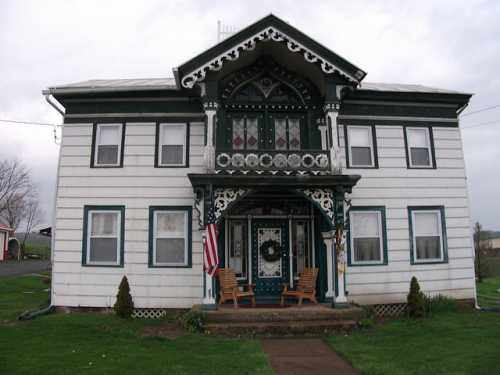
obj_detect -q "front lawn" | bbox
[328,310,500,375]
[477,275,500,308]
[0,275,272,375]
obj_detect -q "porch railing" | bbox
[215,150,331,173]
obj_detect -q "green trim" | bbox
[408,206,448,265]
[344,124,379,169]
[347,206,388,266]
[148,206,192,268]
[82,205,125,267]
[403,126,437,169]
[154,122,190,168]
[90,123,126,168]
[177,14,366,84]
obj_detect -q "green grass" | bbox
[328,311,500,375]
[477,275,500,308]
[0,275,272,375]
[24,244,51,260]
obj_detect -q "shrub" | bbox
[425,294,458,314]
[180,310,206,333]
[358,317,375,329]
[113,276,134,318]
[407,276,426,318]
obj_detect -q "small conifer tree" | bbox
[407,276,425,318]
[114,276,134,318]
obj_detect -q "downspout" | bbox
[20,93,65,320]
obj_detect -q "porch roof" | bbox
[188,173,361,193]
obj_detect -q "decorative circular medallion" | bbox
[259,153,273,168]
[245,153,259,168]
[231,153,245,168]
[273,153,287,168]
[316,154,329,168]
[216,153,231,168]
[302,154,315,168]
[259,239,282,262]
[287,153,301,168]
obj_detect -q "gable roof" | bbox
[175,14,367,89]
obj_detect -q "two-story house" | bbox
[44,14,476,311]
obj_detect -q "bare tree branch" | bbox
[0,159,31,217]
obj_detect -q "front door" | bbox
[251,220,289,298]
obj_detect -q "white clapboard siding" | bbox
[52,122,208,308]
[339,125,475,304]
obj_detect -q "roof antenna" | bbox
[217,20,238,42]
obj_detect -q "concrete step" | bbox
[205,319,358,337]
[202,305,365,324]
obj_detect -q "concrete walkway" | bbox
[0,260,50,276]
[261,338,360,375]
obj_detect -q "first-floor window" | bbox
[349,207,386,265]
[409,206,447,263]
[149,206,191,267]
[83,206,124,266]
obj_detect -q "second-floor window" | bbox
[156,123,188,167]
[92,123,124,167]
[405,127,435,168]
[346,125,377,168]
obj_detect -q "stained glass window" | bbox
[232,117,259,150]
[274,118,301,150]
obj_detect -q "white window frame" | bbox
[410,209,444,263]
[93,123,123,167]
[406,127,433,168]
[86,209,122,266]
[347,125,375,168]
[349,210,384,265]
[152,210,189,266]
[158,123,187,167]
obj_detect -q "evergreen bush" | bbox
[407,276,426,318]
[114,276,134,318]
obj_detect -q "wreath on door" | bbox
[259,239,282,262]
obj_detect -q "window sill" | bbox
[148,264,192,268]
[348,261,387,267]
[82,263,123,268]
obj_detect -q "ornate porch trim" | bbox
[298,188,335,224]
[213,188,248,220]
[181,27,362,88]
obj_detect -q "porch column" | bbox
[324,103,341,174]
[317,118,328,150]
[203,101,218,173]
[334,190,348,306]
[321,231,335,301]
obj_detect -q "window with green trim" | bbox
[348,207,387,265]
[409,206,447,264]
[92,123,124,167]
[82,206,125,267]
[149,206,192,267]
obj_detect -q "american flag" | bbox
[203,205,219,276]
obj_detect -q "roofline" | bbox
[42,84,179,96]
[176,14,367,87]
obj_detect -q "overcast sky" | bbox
[1,0,499,230]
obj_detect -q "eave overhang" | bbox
[188,173,361,193]
[176,14,367,89]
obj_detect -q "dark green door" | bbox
[251,220,289,298]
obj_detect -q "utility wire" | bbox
[461,104,500,117]
[0,118,58,127]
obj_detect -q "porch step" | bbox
[200,305,365,324]
[205,319,358,337]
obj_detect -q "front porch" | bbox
[188,173,361,310]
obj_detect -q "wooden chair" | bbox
[218,268,256,308]
[281,268,319,306]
